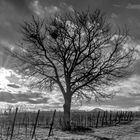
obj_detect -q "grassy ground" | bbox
[2,119,140,140]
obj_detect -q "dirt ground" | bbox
[42,119,140,140]
[2,119,140,140]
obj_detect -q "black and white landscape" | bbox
[0,0,140,139]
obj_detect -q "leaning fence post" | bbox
[101,111,105,127]
[10,107,18,140]
[95,111,100,128]
[31,109,40,139]
[6,126,10,140]
[48,110,56,137]
[109,111,112,126]
[129,111,133,122]
[114,111,118,126]
[105,111,108,126]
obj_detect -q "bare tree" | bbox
[6,9,135,130]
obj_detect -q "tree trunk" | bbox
[63,94,71,130]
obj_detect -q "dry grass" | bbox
[0,119,139,140]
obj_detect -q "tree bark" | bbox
[63,94,72,130]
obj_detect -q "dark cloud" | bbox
[0,0,29,42]
[126,3,140,10]
[0,91,49,104]
[134,60,140,75]
[0,91,16,103]
[51,102,62,106]
[5,0,31,14]
[86,95,140,109]
[64,0,140,39]
[0,0,140,42]
[129,93,140,97]
[15,92,50,104]
[7,83,20,88]
[107,96,140,107]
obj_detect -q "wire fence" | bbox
[0,107,138,139]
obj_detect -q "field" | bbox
[0,108,139,140]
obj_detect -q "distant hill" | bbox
[71,108,104,113]
[90,108,104,112]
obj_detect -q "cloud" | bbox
[0,0,74,42]
[126,3,140,10]
[30,1,74,17]
[59,2,74,12]
[0,0,28,42]
[5,0,31,14]
[30,0,45,16]
[0,49,139,111]
[30,0,60,17]
[113,4,121,8]
[0,68,11,89]
[0,90,50,104]
[111,13,118,18]
[134,60,140,75]
[7,84,20,88]
[15,93,50,104]
[45,6,60,14]
[0,67,28,93]
[0,40,15,50]
[0,67,63,105]
[0,91,16,103]
[124,38,140,76]
[114,75,140,96]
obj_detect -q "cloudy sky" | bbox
[0,0,140,111]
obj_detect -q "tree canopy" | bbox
[5,9,135,129]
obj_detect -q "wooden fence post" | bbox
[48,110,56,137]
[95,111,100,128]
[101,111,105,127]
[31,109,40,139]
[129,111,133,122]
[10,107,18,140]
[105,111,108,126]
[114,112,118,126]
[109,111,112,126]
